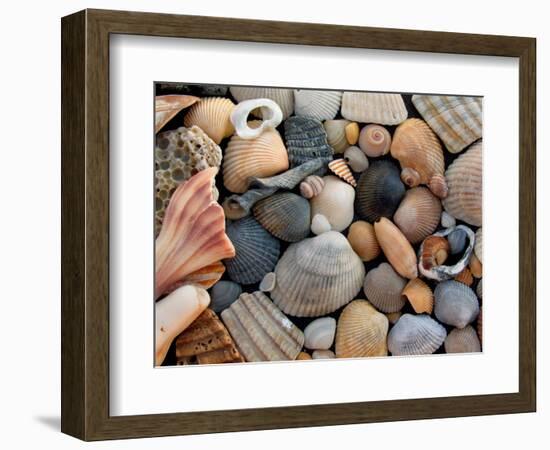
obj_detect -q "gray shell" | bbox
[434,280,480,328]
[448,228,468,255]
[388,314,447,356]
[444,325,481,353]
[209,280,242,313]
[476,278,483,299]
[363,263,407,313]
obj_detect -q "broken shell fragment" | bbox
[230,98,283,139]
[402,278,434,314]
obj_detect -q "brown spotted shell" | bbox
[347,221,380,262]
[402,278,433,314]
[374,218,418,279]
[183,97,235,144]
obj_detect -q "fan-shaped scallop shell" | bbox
[341,92,408,125]
[328,159,356,187]
[229,86,294,119]
[271,231,365,317]
[324,120,351,153]
[388,314,447,356]
[183,97,235,144]
[444,325,481,353]
[253,192,311,242]
[434,280,479,328]
[412,95,482,154]
[442,141,483,226]
[402,278,434,314]
[209,280,242,313]
[300,175,325,199]
[224,217,281,285]
[374,217,418,279]
[363,263,407,313]
[335,300,389,358]
[221,291,304,361]
[475,228,483,263]
[355,160,406,222]
[155,94,199,133]
[310,176,355,232]
[347,221,380,262]
[294,89,342,121]
[285,116,333,174]
[358,124,392,158]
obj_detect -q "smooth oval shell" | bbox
[229,86,294,119]
[402,278,434,314]
[259,272,276,292]
[183,97,235,143]
[434,280,480,328]
[209,280,242,313]
[363,263,406,313]
[344,146,369,172]
[328,159,356,187]
[347,221,380,262]
[345,122,360,145]
[388,314,447,356]
[304,317,337,350]
[310,176,355,232]
[271,231,366,317]
[475,227,483,263]
[311,213,331,235]
[294,89,342,121]
[230,98,282,139]
[444,325,481,353]
[324,120,351,153]
[300,175,325,199]
[394,187,442,244]
[341,92,407,125]
[358,124,392,157]
[374,218,418,279]
[285,116,333,173]
[335,300,389,358]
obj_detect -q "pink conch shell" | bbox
[155,95,199,133]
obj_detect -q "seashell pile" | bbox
[154,84,483,366]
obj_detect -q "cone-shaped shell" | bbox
[285,117,333,173]
[300,175,325,199]
[363,263,406,313]
[324,120,351,153]
[253,192,311,242]
[304,317,336,350]
[223,125,289,193]
[210,280,242,313]
[444,325,481,353]
[341,92,408,125]
[434,280,479,328]
[155,94,199,133]
[475,227,483,263]
[271,231,365,317]
[402,278,434,314]
[344,146,369,172]
[328,159,356,187]
[347,221,380,262]
[221,291,304,361]
[358,124,392,158]
[294,89,342,121]
[229,86,294,119]
[394,187,442,244]
[335,300,389,358]
[310,176,355,232]
[374,218,418,279]
[412,95,482,154]
[442,141,482,226]
[388,314,447,356]
[356,161,406,222]
[183,97,235,144]
[224,217,280,285]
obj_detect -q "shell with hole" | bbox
[347,221,380,262]
[358,124,392,158]
[229,86,294,119]
[324,119,351,154]
[388,313,447,356]
[374,217,418,279]
[444,325,481,353]
[229,98,282,139]
[304,317,337,350]
[344,146,369,172]
[155,94,199,133]
[310,175,355,232]
[294,89,342,121]
[285,116,333,174]
[402,278,434,314]
[341,92,408,125]
[434,280,480,328]
[183,97,235,143]
[363,263,407,313]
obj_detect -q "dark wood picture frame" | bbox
[61,9,536,441]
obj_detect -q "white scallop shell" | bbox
[294,90,342,121]
[341,92,408,125]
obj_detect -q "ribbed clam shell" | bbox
[345,122,360,145]
[155,94,199,133]
[402,278,434,314]
[183,97,235,144]
[223,125,289,193]
[221,291,304,361]
[300,175,325,199]
[434,280,480,328]
[358,124,392,157]
[347,221,380,262]
[324,120,351,153]
[229,86,294,119]
[393,187,442,244]
[374,217,418,279]
[328,159,356,187]
[271,231,365,317]
[285,116,333,174]
[363,263,407,313]
[356,161,405,222]
[442,141,483,226]
[310,176,355,232]
[294,89,342,121]
[412,95,482,154]
[444,326,481,353]
[253,192,311,242]
[335,300,389,358]
[388,314,446,356]
[224,217,281,285]
[210,280,242,313]
[341,92,408,125]
[475,228,483,263]
[304,317,337,350]
[344,146,369,172]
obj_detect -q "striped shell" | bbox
[434,280,480,328]
[341,92,408,125]
[475,227,483,263]
[179,261,226,290]
[221,291,304,361]
[324,120,351,153]
[271,231,365,317]
[444,325,481,353]
[363,263,407,313]
[328,159,356,187]
[300,175,325,199]
[304,317,337,350]
[335,300,389,358]
[310,176,355,232]
[454,267,474,286]
[402,278,434,314]
[294,89,342,121]
[209,280,242,313]
[358,124,392,158]
[442,141,483,226]
[393,187,442,244]
[253,192,311,242]
[344,146,369,172]
[155,94,199,133]
[285,116,333,174]
[224,217,280,285]
[347,221,380,262]
[388,314,447,356]
[229,86,294,119]
[374,217,418,279]
[183,97,235,144]
[412,95,482,154]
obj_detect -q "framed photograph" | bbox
[61,9,536,441]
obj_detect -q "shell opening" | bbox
[400,167,420,187]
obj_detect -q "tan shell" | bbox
[393,187,442,244]
[475,227,483,263]
[155,94,199,133]
[183,97,235,144]
[444,325,481,353]
[347,221,380,262]
[229,86,294,119]
[300,175,325,199]
[324,119,351,153]
[358,124,392,158]
[442,141,483,226]
[297,352,312,360]
[363,263,407,313]
[310,176,355,232]
[390,118,448,198]
[454,267,474,286]
[386,311,403,325]
[328,159,356,187]
[402,278,434,314]
[374,217,418,279]
[469,253,483,278]
[345,122,360,145]
[344,146,369,172]
[223,124,289,193]
[341,92,407,125]
[335,300,389,358]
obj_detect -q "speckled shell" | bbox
[224,217,281,285]
[388,314,447,356]
[328,159,356,187]
[444,325,481,353]
[324,120,351,153]
[304,317,337,350]
[229,86,294,119]
[183,97,235,144]
[310,176,355,232]
[355,161,406,222]
[363,263,407,313]
[347,221,380,262]
[412,95,482,154]
[475,228,483,263]
[155,95,199,133]
[253,192,311,242]
[271,231,366,317]
[335,300,389,358]
[294,89,342,121]
[434,280,480,328]
[221,291,304,361]
[358,124,392,158]
[374,218,418,279]
[402,278,434,314]
[285,117,333,174]
[442,141,483,226]
[209,280,242,313]
[393,187,442,244]
[344,146,369,172]
[341,92,408,125]
[300,175,325,199]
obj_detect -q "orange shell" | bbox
[183,97,235,144]
[374,217,418,279]
[402,278,434,314]
[469,253,483,278]
[420,235,450,271]
[328,159,356,187]
[347,221,380,262]
[454,267,474,286]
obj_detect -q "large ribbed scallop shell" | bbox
[374,217,418,279]
[347,221,380,262]
[224,217,280,285]
[294,90,342,121]
[223,125,289,193]
[363,263,406,313]
[335,300,389,358]
[442,141,483,226]
[324,120,351,153]
[328,159,356,187]
[310,176,355,232]
[393,187,442,244]
[285,117,333,174]
[183,97,235,144]
[355,160,406,222]
[221,291,304,361]
[155,94,199,133]
[253,192,311,242]
[341,92,408,125]
[444,325,481,353]
[229,86,294,119]
[412,95,482,154]
[271,231,365,317]
[358,124,392,158]
[388,314,447,356]
[402,278,434,314]
[475,227,483,263]
[434,280,480,328]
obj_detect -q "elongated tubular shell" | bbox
[434,280,480,328]
[444,325,481,353]
[363,263,407,313]
[155,94,199,133]
[324,119,351,153]
[335,300,389,358]
[155,168,235,299]
[341,92,408,125]
[221,291,304,361]
[388,313,447,356]
[294,89,342,121]
[402,278,434,314]
[229,86,294,119]
[310,176,355,232]
[328,159,356,187]
[347,221,380,262]
[374,218,418,279]
[358,124,392,157]
[285,116,333,173]
[230,98,282,139]
[183,97,235,143]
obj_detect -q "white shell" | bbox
[294,90,342,121]
[304,317,337,350]
[311,213,332,235]
[312,350,336,359]
[344,146,369,172]
[230,99,283,139]
[310,176,355,232]
[259,272,276,292]
[441,211,456,228]
[341,92,408,125]
[229,86,294,119]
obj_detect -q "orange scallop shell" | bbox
[402,278,434,314]
[183,97,235,144]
